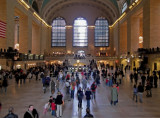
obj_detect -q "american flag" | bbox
[0,20,7,38]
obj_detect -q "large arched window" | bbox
[95,17,109,47]
[122,2,128,13]
[51,17,66,47]
[73,17,88,47]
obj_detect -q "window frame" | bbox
[94,17,109,47]
[73,17,88,47]
[51,17,66,47]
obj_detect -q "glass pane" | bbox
[51,17,66,47]
[94,17,109,47]
[73,17,88,47]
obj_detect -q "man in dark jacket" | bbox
[55,92,63,117]
[24,105,34,118]
[137,82,144,103]
[84,108,93,118]
[85,88,92,108]
[4,107,18,118]
[77,87,84,109]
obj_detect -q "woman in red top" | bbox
[51,100,56,116]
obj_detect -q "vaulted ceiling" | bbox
[26,0,132,25]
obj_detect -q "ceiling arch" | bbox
[41,0,119,25]
[41,0,119,10]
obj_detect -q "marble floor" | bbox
[0,71,160,118]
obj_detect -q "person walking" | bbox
[154,74,158,88]
[76,76,80,89]
[141,74,146,87]
[51,99,56,116]
[84,108,94,118]
[55,91,63,117]
[43,102,49,115]
[133,84,138,102]
[2,76,8,94]
[51,79,55,94]
[137,82,144,103]
[85,88,92,108]
[145,81,152,97]
[111,84,118,105]
[91,82,97,99]
[82,77,87,91]
[24,105,34,118]
[70,82,76,99]
[4,107,18,118]
[77,87,84,110]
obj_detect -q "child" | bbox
[106,78,109,86]
[43,102,49,115]
[51,98,56,116]
[133,84,137,102]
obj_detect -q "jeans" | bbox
[92,91,96,99]
[71,90,74,99]
[87,100,90,108]
[133,92,137,102]
[138,92,143,103]
[52,110,55,116]
[78,99,82,108]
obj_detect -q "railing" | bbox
[137,48,160,54]
[17,53,44,61]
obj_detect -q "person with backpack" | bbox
[91,82,97,99]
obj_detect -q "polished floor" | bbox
[0,71,160,118]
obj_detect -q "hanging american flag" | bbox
[0,20,7,38]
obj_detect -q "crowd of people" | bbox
[0,59,160,118]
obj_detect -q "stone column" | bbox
[131,17,140,53]
[143,0,150,49]
[28,15,32,53]
[127,17,131,53]
[6,0,15,48]
[66,27,73,53]
[88,27,94,55]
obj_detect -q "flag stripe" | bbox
[0,28,6,32]
[0,20,6,38]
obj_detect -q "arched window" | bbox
[73,17,88,47]
[51,17,66,47]
[32,1,39,13]
[122,2,128,13]
[95,17,109,47]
